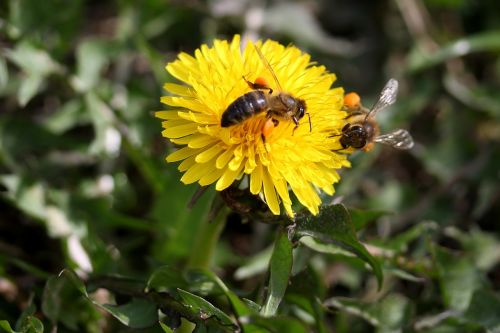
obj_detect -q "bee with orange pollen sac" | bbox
[220,46,311,143]
[334,78,414,152]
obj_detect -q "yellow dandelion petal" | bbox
[178,111,216,125]
[195,144,223,163]
[250,163,263,195]
[162,123,199,139]
[274,177,292,208]
[161,119,188,128]
[171,133,203,145]
[216,146,236,169]
[157,35,351,215]
[181,159,217,184]
[199,167,225,186]
[163,83,195,97]
[322,183,335,196]
[228,154,243,171]
[244,148,257,173]
[166,146,203,163]
[215,163,245,191]
[188,135,218,149]
[155,111,181,120]
[178,155,197,172]
[160,96,208,113]
[262,169,280,215]
[293,184,321,215]
[166,63,191,83]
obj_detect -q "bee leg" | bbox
[332,142,350,153]
[264,111,279,125]
[242,76,273,94]
[260,133,270,153]
[343,110,365,120]
[261,117,279,153]
[261,118,279,143]
[291,116,300,135]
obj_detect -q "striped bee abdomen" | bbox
[221,91,268,127]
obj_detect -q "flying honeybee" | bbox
[220,46,310,140]
[335,78,414,152]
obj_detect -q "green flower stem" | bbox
[177,207,227,333]
[186,206,228,269]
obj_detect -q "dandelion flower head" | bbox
[157,35,350,216]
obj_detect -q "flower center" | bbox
[227,114,269,145]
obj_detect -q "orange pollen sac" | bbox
[261,118,275,139]
[362,142,375,152]
[254,77,269,87]
[344,92,361,109]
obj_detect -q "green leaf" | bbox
[15,299,36,332]
[5,41,62,77]
[159,322,174,333]
[0,57,8,91]
[151,183,216,262]
[434,246,483,311]
[184,269,253,317]
[16,317,43,333]
[234,246,273,280]
[287,268,327,333]
[42,99,86,134]
[261,230,293,317]
[382,221,438,253]
[385,266,425,283]
[99,298,158,329]
[4,258,51,279]
[4,299,44,333]
[245,315,309,333]
[444,227,500,271]
[18,74,43,107]
[242,299,261,313]
[463,289,500,332]
[299,236,355,257]
[84,92,117,155]
[294,204,383,288]
[176,289,237,329]
[349,208,389,231]
[325,294,411,331]
[0,321,18,333]
[0,176,46,220]
[146,266,188,292]
[192,324,225,333]
[184,270,224,296]
[42,269,91,329]
[71,38,120,92]
[57,269,88,296]
[407,30,500,72]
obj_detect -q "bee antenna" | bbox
[307,112,312,132]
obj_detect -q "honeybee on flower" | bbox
[220,45,310,143]
[156,35,350,216]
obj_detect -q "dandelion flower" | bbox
[156,35,350,216]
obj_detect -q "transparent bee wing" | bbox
[374,128,414,150]
[254,44,284,92]
[364,78,399,120]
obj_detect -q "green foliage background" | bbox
[0,0,499,332]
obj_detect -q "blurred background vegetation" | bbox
[0,0,499,332]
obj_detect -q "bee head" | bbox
[341,124,367,149]
[296,99,307,119]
